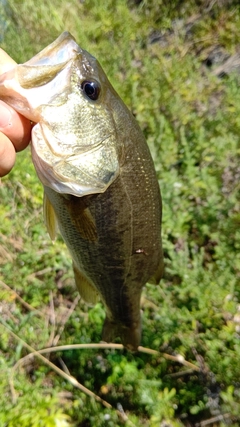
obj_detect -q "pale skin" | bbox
[0,49,32,177]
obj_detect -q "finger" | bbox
[0,132,16,177]
[0,100,32,151]
[0,48,16,73]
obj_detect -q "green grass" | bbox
[0,0,240,426]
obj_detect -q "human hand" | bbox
[0,49,32,177]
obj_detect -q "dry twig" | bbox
[1,320,200,425]
[52,294,81,346]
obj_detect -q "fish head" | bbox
[0,32,123,196]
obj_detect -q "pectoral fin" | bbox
[73,207,97,241]
[73,262,99,305]
[43,191,58,241]
[64,196,98,242]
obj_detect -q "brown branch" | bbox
[199,413,235,426]
[1,319,200,426]
[46,290,57,348]
[1,323,136,426]
[52,294,81,346]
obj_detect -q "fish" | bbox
[0,32,163,350]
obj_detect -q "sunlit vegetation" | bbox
[0,1,240,425]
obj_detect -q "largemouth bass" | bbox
[0,32,163,350]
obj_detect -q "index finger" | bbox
[0,48,16,73]
[0,49,32,151]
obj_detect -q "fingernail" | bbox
[0,101,12,129]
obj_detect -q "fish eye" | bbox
[81,80,100,101]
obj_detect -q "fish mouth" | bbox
[0,33,83,122]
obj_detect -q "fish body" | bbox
[0,32,163,350]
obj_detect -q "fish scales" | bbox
[0,32,163,350]
[45,123,161,348]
